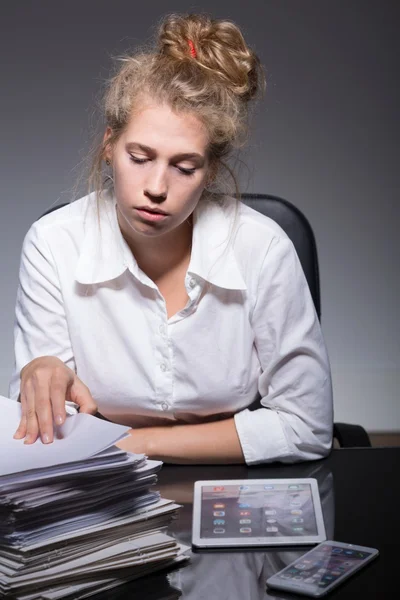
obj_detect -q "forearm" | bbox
[117,417,245,464]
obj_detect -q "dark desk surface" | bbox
[96,448,399,600]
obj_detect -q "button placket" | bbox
[153,301,172,409]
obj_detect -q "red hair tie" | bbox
[188,39,197,59]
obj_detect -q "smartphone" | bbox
[266,540,379,597]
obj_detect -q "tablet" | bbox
[192,478,326,549]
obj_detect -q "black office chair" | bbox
[39,196,371,448]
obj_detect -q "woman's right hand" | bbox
[13,356,98,445]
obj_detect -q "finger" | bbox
[49,367,71,426]
[23,379,41,445]
[69,378,98,415]
[13,407,27,439]
[13,390,27,439]
[33,375,56,444]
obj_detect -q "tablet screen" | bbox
[192,479,326,548]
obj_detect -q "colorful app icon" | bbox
[332,548,343,554]
[213,503,225,509]
[213,527,225,534]
[238,502,251,508]
[292,517,304,523]
[239,510,251,516]
[264,509,277,515]
[264,485,274,490]
[292,526,304,532]
[213,511,225,516]
[290,509,303,515]
[239,485,249,491]
[266,526,278,532]
[213,518,225,525]
[213,486,225,492]
[290,499,302,506]
[239,519,251,524]
[240,527,252,533]
[266,518,277,523]
[289,485,300,489]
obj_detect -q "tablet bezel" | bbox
[192,478,326,549]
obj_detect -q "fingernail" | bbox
[55,414,63,425]
[42,433,50,444]
[24,435,32,444]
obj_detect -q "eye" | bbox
[177,166,196,176]
[129,155,148,164]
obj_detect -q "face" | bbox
[104,102,211,244]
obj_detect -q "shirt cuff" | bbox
[234,408,292,465]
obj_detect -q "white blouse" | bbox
[9,189,333,465]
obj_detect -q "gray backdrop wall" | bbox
[1,1,398,432]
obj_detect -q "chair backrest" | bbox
[240,193,321,320]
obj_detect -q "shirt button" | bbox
[161,402,169,411]
[160,363,167,372]
[159,324,166,335]
[189,277,196,288]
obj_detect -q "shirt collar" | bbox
[188,195,247,290]
[75,190,246,290]
[75,189,138,285]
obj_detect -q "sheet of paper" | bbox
[23,498,180,550]
[0,395,131,477]
[3,533,179,584]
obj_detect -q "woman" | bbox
[9,13,333,464]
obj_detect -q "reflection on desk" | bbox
[154,448,398,599]
[157,461,334,600]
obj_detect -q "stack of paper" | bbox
[0,396,189,599]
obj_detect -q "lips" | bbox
[134,207,169,222]
[136,206,168,215]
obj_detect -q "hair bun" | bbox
[158,13,264,101]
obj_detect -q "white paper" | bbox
[0,395,131,476]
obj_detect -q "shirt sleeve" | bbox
[234,235,333,464]
[8,222,75,401]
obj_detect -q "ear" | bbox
[102,126,113,162]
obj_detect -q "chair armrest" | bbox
[333,422,371,448]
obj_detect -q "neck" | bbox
[118,212,193,281]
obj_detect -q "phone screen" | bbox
[268,542,377,594]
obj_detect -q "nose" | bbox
[144,163,167,202]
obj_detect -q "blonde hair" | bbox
[77,13,265,204]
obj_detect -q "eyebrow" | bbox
[125,142,205,163]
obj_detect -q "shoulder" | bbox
[33,193,95,232]
[236,199,290,242]
[215,195,291,257]
[23,193,97,249]
[223,196,300,286]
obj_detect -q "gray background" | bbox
[1,1,398,432]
